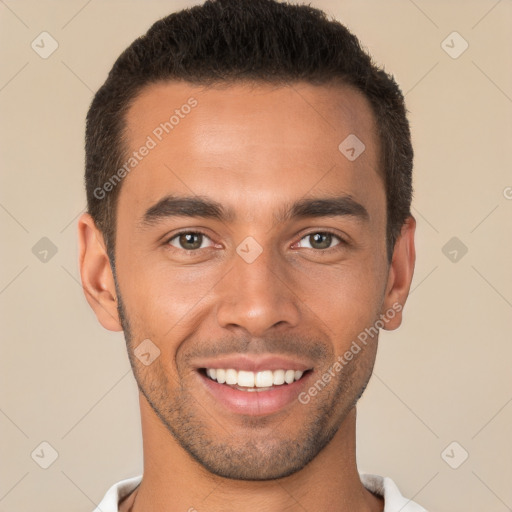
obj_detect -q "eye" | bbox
[167,232,214,251]
[165,231,345,253]
[296,232,343,250]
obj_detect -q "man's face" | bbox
[113,81,391,480]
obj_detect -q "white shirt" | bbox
[93,473,428,511]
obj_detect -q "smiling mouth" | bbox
[199,368,311,392]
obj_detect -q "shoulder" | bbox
[92,475,143,512]
[360,473,429,512]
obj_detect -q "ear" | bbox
[77,213,123,332]
[380,215,416,331]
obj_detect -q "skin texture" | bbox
[78,81,416,511]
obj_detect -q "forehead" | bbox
[124,80,379,158]
[119,80,383,221]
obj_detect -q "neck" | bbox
[127,393,383,512]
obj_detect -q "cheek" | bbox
[297,254,386,327]
[116,233,388,351]
[117,255,224,339]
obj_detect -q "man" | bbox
[78,0,423,510]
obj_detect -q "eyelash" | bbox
[164,230,348,253]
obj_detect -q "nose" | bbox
[215,245,301,337]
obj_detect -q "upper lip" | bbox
[194,355,314,373]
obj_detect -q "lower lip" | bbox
[198,371,312,416]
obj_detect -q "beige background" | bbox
[1,1,511,511]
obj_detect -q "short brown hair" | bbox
[85,0,413,263]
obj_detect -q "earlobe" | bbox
[381,215,416,331]
[77,213,123,332]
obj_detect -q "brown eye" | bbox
[297,232,341,250]
[168,232,210,250]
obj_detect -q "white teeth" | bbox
[255,370,273,388]
[225,369,237,385]
[204,368,307,388]
[273,369,285,385]
[237,370,255,387]
[284,369,295,384]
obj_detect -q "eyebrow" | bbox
[140,194,369,227]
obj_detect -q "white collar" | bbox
[93,473,428,512]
